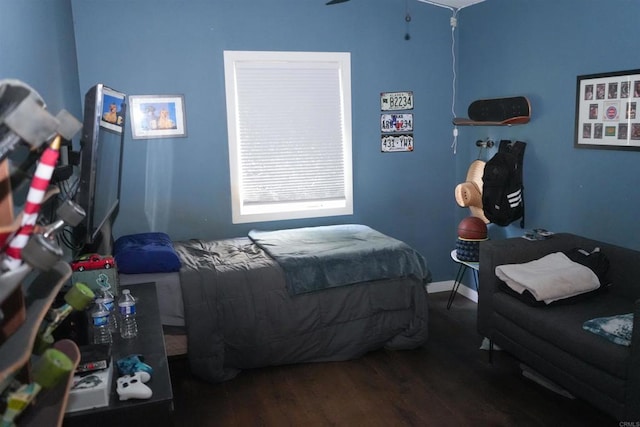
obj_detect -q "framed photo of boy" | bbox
[129,94,187,139]
[575,68,640,151]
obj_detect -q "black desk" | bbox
[64,282,173,427]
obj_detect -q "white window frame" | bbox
[224,50,353,224]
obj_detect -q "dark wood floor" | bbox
[167,292,617,427]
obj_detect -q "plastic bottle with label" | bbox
[101,288,118,333]
[118,289,138,339]
[91,298,112,345]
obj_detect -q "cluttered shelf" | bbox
[0,78,93,425]
[0,261,80,427]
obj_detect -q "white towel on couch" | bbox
[495,252,600,304]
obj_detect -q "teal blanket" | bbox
[248,224,431,295]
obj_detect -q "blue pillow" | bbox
[113,232,181,274]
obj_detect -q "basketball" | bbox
[457,216,488,240]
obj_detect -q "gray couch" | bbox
[478,233,640,421]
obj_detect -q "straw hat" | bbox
[455,160,489,223]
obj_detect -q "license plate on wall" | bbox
[381,134,414,152]
[380,113,413,133]
[380,91,414,111]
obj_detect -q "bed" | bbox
[116,224,430,383]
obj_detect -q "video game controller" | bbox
[116,354,153,376]
[116,371,152,401]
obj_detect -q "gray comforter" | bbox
[175,233,429,383]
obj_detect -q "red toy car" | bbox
[71,254,114,272]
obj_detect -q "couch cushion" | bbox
[492,291,632,379]
[491,311,627,409]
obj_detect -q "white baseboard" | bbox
[426,280,478,303]
[426,280,454,293]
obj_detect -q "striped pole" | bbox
[1,136,61,271]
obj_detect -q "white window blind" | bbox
[224,51,353,223]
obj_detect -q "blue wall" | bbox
[3,0,637,284]
[70,0,458,280]
[455,0,640,251]
[0,0,81,252]
[0,0,82,141]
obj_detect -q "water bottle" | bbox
[118,289,138,339]
[101,288,118,333]
[91,298,112,344]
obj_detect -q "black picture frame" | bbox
[575,68,640,150]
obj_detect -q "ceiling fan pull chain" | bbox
[405,0,412,40]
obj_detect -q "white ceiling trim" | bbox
[416,0,485,11]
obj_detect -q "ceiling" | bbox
[416,0,485,10]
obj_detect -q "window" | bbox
[224,50,352,224]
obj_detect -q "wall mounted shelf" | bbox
[452,116,530,126]
[453,96,531,126]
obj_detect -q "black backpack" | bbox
[482,140,526,227]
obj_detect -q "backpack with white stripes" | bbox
[482,140,526,227]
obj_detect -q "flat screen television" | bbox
[74,84,126,250]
